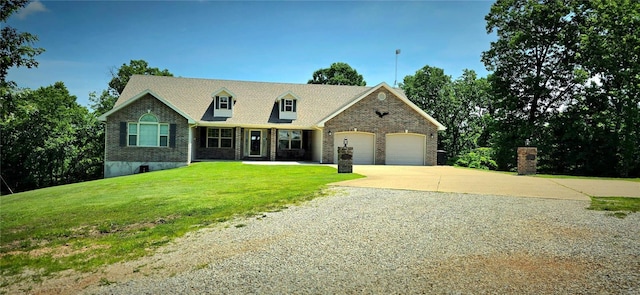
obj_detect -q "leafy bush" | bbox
[454,148,498,170]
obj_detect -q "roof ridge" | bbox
[131,74,373,89]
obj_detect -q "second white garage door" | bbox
[385,133,426,165]
[334,132,375,164]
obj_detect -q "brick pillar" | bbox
[517,147,537,175]
[234,127,242,160]
[270,128,276,161]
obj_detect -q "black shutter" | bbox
[228,96,233,110]
[169,124,177,148]
[200,127,207,148]
[280,100,284,112]
[293,100,297,112]
[215,96,219,109]
[119,122,127,147]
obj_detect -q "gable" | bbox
[317,83,445,130]
[99,89,196,124]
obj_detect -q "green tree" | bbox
[1,0,45,118]
[482,0,584,170]
[401,66,492,158]
[574,0,640,177]
[1,82,102,192]
[108,59,173,95]
[307,62,366,86]
[89,89,117,117]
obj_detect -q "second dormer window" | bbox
[281,99,296,112]
[217,96,231,110]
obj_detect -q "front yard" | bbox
[0,162,361,284]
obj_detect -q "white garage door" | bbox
[334,132,375,164]
[386,133,425,165]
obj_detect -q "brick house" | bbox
[98,75,445,177]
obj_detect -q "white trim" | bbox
[316,82,446,131]
[98,89,196,124]
[275,91,302,102]
[211,87,237,102]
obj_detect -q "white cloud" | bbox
[16,0,48,20]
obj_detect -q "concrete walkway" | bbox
[331,166,640,201]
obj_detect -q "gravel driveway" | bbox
[83,187,639,294]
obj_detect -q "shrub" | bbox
[454,148,498,170]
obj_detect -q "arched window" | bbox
[128,114,170,147]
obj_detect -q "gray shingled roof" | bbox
[114,75,384,128]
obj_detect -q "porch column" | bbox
[270,128,276,161]
[234,127,241,160]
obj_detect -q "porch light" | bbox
[328,130,332,136]
[430,133,434,139]
[343,138,348,147]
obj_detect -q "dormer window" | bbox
[212,87,236,118]
[277,91,301,120]
[217,96,231,110]
[282,99,295,112]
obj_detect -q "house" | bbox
[98,75,445,177]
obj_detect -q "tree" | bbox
[1,82,102,192]
[307,62,366,86]
[481,0,584,170]
[401,66,493,159]
[1,0,45,118]
[108,59,173,95]
[89,59,173,115]
[574,0,640,177]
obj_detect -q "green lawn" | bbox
[588,197,640,218]
[0,162,361,280]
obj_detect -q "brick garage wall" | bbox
[105,94,189,163]
[322,88,439,165]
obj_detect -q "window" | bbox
[280,99,296,112]
[216,96,231,110]
[278,130,302,150]
[207,128,233,148]
[128,114,169,147]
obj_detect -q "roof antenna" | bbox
[394,49,401,87]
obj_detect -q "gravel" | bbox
[85,187,639,294]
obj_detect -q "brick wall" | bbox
[105,94,189,163]
[322,88,439,165]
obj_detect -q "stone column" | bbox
[337,147,353,173]
[517,147,537,175]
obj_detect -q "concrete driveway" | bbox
[331,166,640,201]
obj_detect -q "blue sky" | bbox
[7,0,496,108]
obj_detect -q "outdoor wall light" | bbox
[343,138,348,147]
[405,129,408,133]
[328,130,332,136]
[430,133,434,139]
[354,128,357,132]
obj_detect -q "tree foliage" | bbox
[1,0,45,119]
[402,66,492,158]
[108,59,173,95]
[482,0,640,177]
[307,62,366,86]
[1,82,103,193]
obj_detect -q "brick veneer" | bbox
[105,94,189,163]
[322,89,439,165]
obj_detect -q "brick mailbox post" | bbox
[517,147,537,175]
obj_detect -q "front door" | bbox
[249,130,262,156]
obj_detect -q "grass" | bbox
[0,162,361,281]
[535,174,640,182]
[588,197,640,218]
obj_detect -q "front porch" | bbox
[193,127,316,162]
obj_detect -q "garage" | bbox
[385,133,425,165]
[334,132,375,164]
